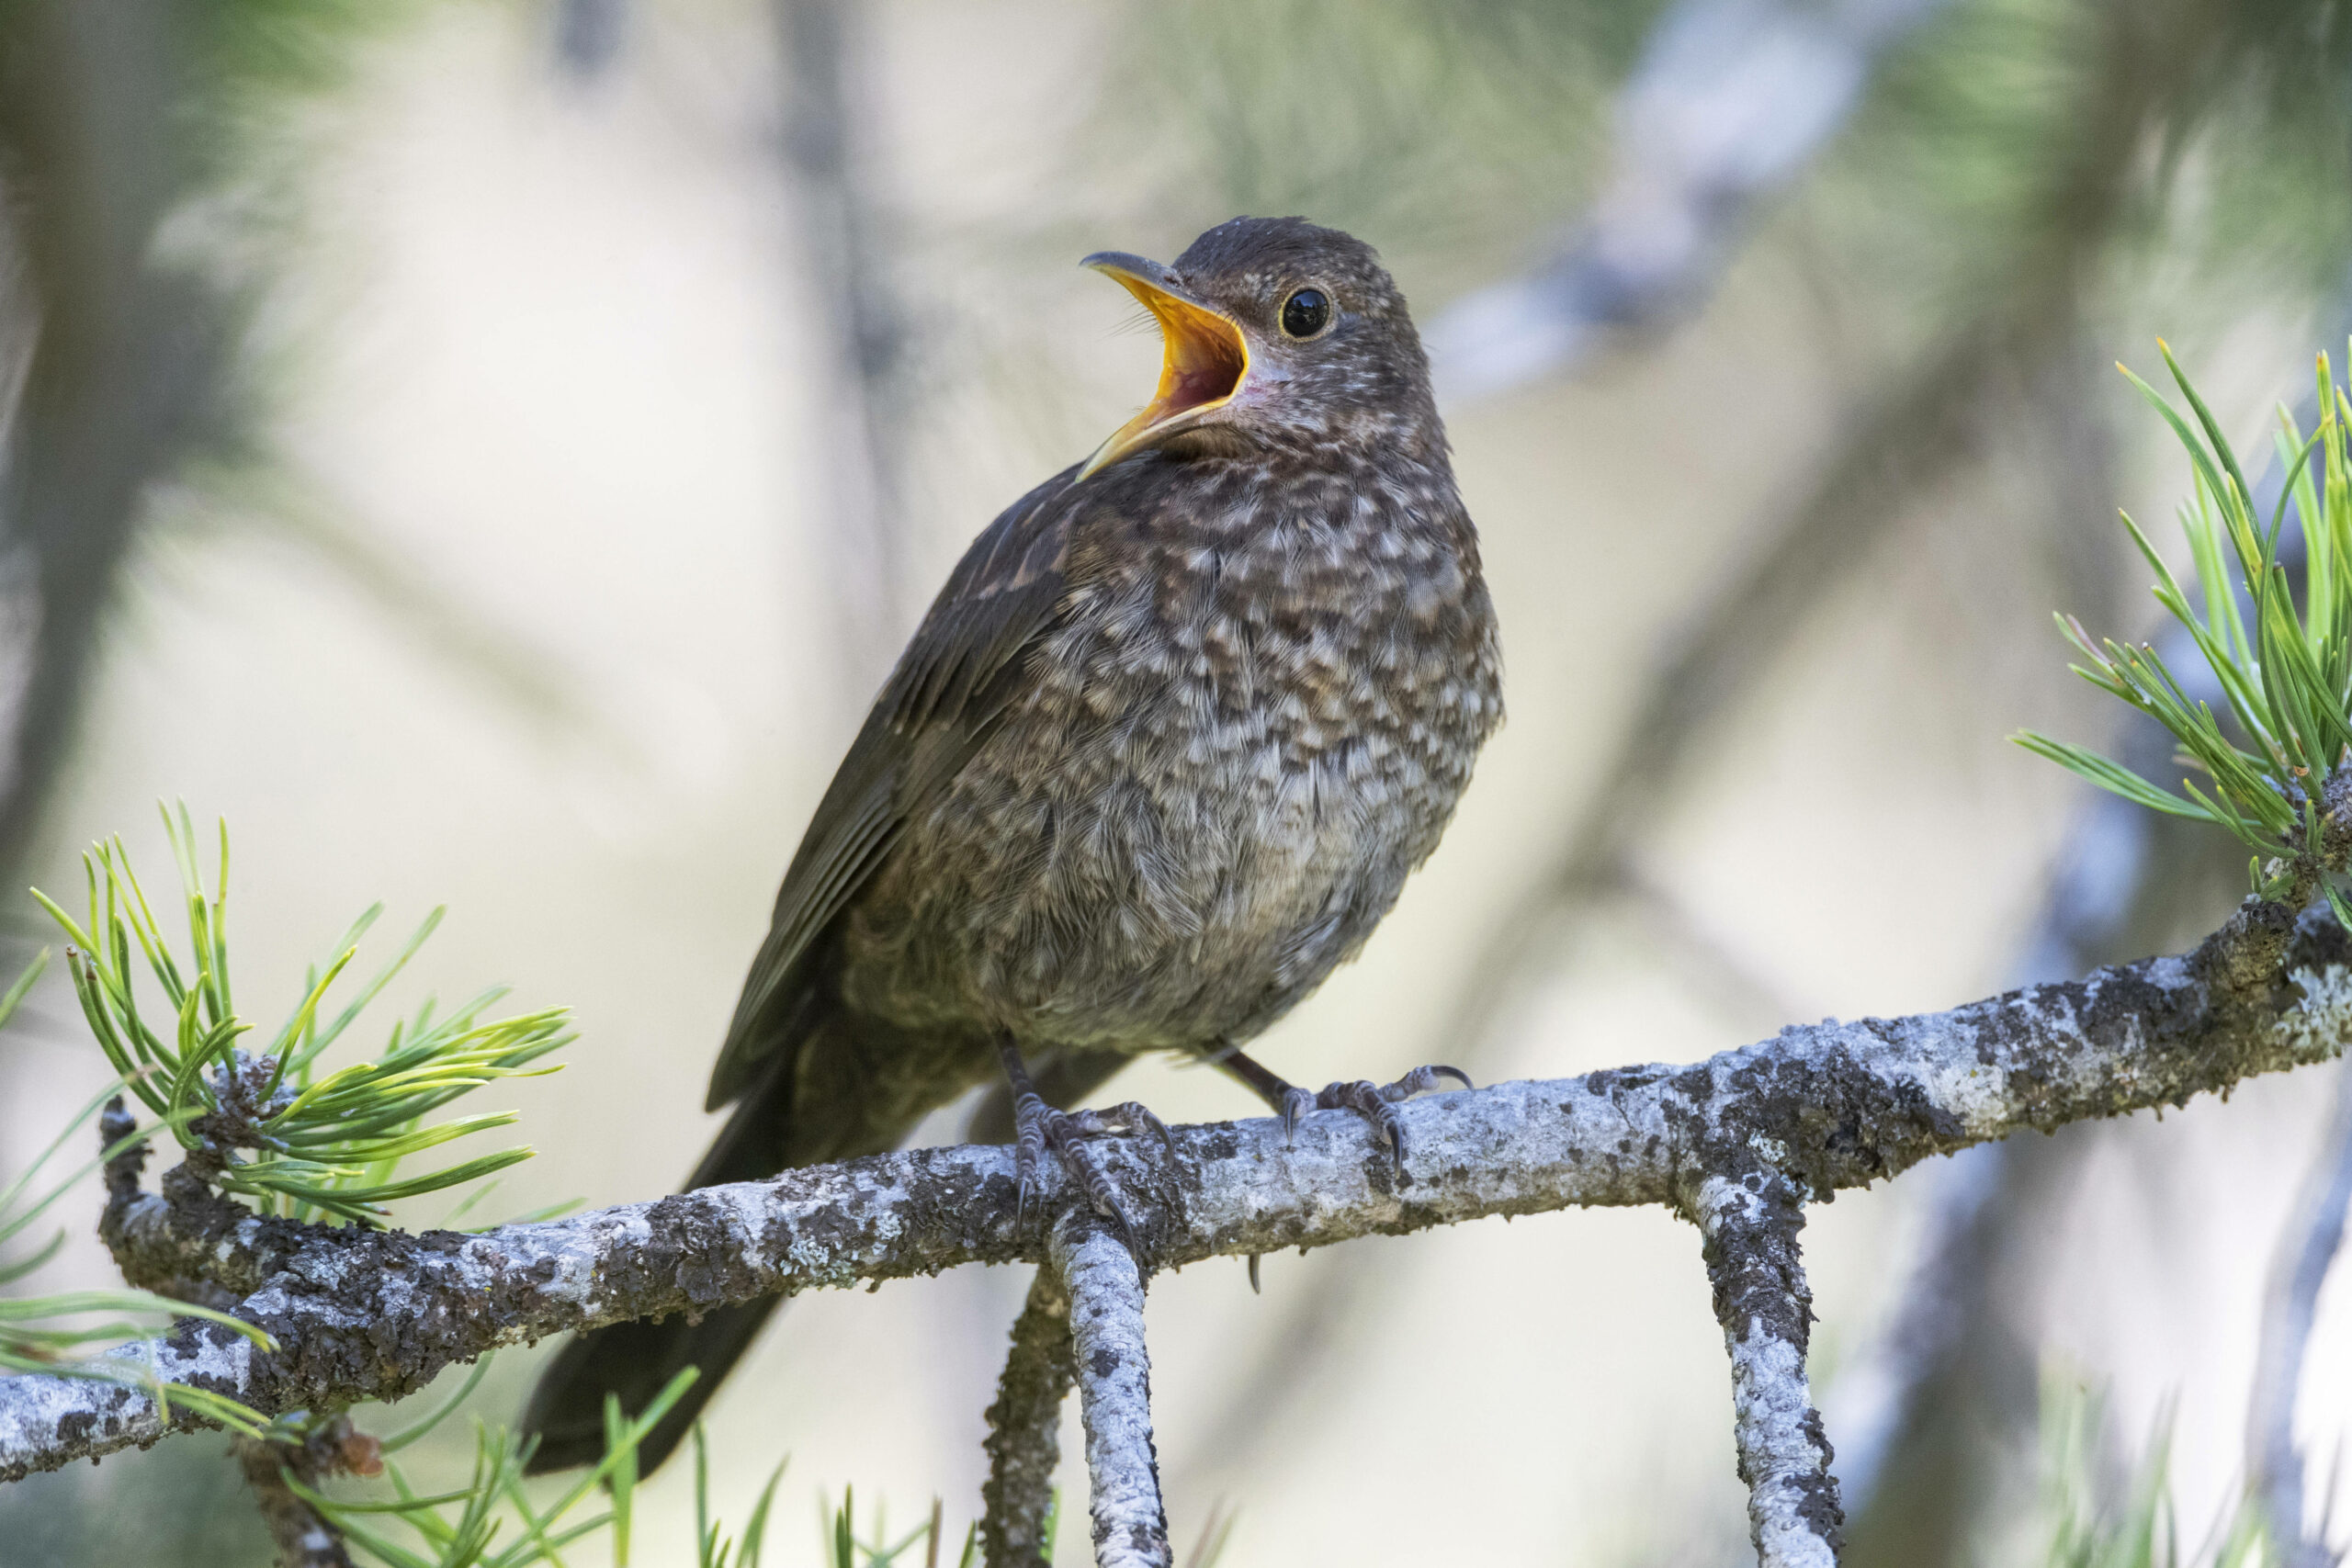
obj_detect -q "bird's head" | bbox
[1076,216,1439,480]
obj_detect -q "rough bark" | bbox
[1051,1214,1168,1568]
[232,1416,369,1568]
[1690,1173,1842,1567]
[982,1267,1076,1567]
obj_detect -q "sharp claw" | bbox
[1247,1252,1262,1294]
[1006,1089,1167,1249]
[1113,1100,1180,1158]
[1279,1066,1465,1172]
[1385,1118,1408,1169]
[1280,1089,1313,1145]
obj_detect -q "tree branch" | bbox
[1690,1172,1841,1567]
[982,1266,1076,1567]
[1051,1213,1168,1568]
[1,896,2346,1524]
[1839,303,2352,1555]
[232,1417,368,1568]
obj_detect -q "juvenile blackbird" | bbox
[521,216,1503,1473]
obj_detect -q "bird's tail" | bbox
[518,1000,983,1476]
[518,1055,800,1475]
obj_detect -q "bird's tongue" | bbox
[1143,294,1246,419]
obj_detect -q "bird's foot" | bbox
[1007,1078,1176,1242]
[1275,1065,1473,1169]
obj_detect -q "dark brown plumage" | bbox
[521,217,1502,1473]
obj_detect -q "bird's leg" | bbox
[997,1037,1174,1241]
[1216,1046,1472,1170]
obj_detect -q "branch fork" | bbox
[4,896,2350,1565]
[1688,1170,1842,1568]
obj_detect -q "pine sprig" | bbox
[2017,343,2352,908]
[0,951,274,1432]
[34,807,571,1224]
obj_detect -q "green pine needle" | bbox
[33,810,571,1226]
[2017,344,2352,916]
[288,1371,699,1568]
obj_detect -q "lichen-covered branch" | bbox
[1690,1173,1841,1567]
[1050,1213,1168,1568]
[233,1416,370,1568]
[982,1266,1076,1566]
[2,894,2346,1494]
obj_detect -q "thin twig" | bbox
[233,1416,371,1568]
[982,1266,1077,1567]
[1690,1172,1842,1568]
[1050,1213,1167,1568]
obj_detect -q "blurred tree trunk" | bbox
[0,28,261,1558]
[0,0,233,878]
[774,0,910,700]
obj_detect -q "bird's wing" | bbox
[704,468,1084,1111]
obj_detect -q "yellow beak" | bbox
[1077,253,1250,481]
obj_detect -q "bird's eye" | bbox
[1280,288,1331,339]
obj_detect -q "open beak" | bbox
[1077,252,1249,480]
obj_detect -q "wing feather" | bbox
[704,468,1083,1110]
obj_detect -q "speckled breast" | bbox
[842,458,1502,1053]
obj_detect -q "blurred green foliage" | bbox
[2037,1378,2275,1568]
[1099,0,1656,256]
[1828,0,2352,323]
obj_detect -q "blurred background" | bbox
[0,0,2349,1562]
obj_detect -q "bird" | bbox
[519,215,1503,1474]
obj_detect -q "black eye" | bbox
[1280,288,1330,339]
